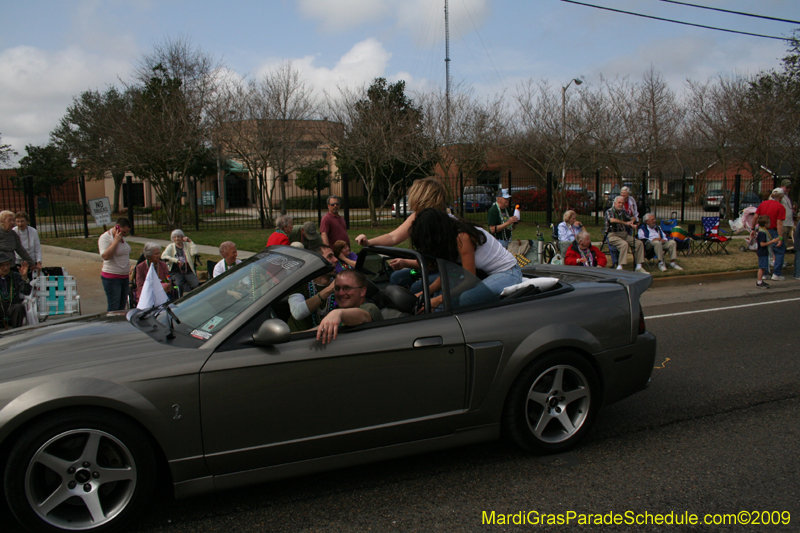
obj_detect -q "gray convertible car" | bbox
[0,245,655,533]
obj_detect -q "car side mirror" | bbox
[253,319,292,345]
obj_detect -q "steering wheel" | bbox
[413,294,427,315]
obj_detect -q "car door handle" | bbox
[413,336,443,348]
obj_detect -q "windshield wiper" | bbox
[164,305,181,339]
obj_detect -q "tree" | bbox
[118,37,221,228]
[295,159,331,209]
[330,78,434,225]
[15,143,75,196]
[51,87,130,213]
[0,134,17,168]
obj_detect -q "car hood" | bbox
[524,264,653,295]
[0,313,178,382]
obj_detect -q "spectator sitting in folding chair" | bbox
[134,243,174,303]
[604,196,648,273]
[638,214,684,272]
[0,253,32,329]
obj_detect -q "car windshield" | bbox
[159,250,305,335]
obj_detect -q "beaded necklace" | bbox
[494,203,512,241]
[307,281,336,327]
[577,246,594,266]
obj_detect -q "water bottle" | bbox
[514,204,521,220]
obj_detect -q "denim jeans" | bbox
[459,264,522,306]
[102,276,129,311]
[768,228,785,276]
[795,248,799,278]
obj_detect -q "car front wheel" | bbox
[4,410,156,533]
[504,351,600,454]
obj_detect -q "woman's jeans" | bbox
[459,264,522,306]
[102,276,129,311]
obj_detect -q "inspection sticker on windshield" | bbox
[200,316,224,332]
[191,329,212,340]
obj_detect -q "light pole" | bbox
[561,78,583,185]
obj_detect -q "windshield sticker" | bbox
[191,329,212,340]
[200,316,224,332]
[264,255,302,271]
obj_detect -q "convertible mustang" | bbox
[0,246,655,533]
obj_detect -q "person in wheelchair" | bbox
[162,230,200,294]
[0,253,31,329]
[134,243,175,303]
[637,213,684,271]
[565,232,607,268]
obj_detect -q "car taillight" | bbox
[638,307,646,335]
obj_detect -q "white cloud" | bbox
[0,45,131,155]
[255,38,392,93]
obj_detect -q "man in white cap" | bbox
[755,188,787,280]
[487,189,518,248]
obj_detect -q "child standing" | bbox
[755,215,779,288]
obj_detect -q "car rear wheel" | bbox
[4,411,156,533]
[504,351,600,454]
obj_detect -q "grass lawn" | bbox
[42,220,792,277]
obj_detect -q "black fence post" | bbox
[195,176,200,232]
[594,169,600,226]
[316,171,323,227]
[341,172,349,230]
[641,171,648,216]
[733,174,741,217]
[126,175,135,236]
[79,174,89,238]
[546,171,553,225]
[680,174,686,224]
[24,175,36,229]
[507,170,512,196]
[459,172,466,217]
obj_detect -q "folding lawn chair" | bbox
[701,216,731,255]
[661,212,691,257]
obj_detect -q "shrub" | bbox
[152,206,197,226]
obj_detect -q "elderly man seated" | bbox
[605,196,647,273]
[0,253,31,329]
[213,241,240,278]
[637,214,684,271]
[316,269,382,345]
[565,231,607,267]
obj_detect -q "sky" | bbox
[1,0,797,166]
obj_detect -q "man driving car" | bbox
[316,270,382,344]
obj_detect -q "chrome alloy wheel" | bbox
[24,429,137,530]
[524,364,591,444]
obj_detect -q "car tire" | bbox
[504,351,600,454]
[4,410,156,533]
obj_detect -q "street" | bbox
[5,269,800,532]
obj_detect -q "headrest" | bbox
[381,285,417,314]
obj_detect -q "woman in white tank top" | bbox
[409,208,521,308]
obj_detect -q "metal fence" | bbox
[123,171,780,234]
[0,174,87,238]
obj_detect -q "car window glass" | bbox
[439,259,499,310]
[164,251,305,332]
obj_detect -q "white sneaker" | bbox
[771,274,785,281]
[658,262,667,272]
[634,265,650,274]
[616,265,623,270]
[670,263,683,270]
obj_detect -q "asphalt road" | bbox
[6,268,800,532]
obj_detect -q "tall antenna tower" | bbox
[444,0,451,141]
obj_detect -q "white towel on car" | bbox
[500,277,559,297]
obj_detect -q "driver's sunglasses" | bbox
[334,285,362,293]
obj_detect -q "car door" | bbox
[199,315,467,476]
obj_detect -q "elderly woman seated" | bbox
[557,210,584,255]
[267,214,293,246]
[162,229,199,294]
[564,231,607,268]
[135,242,173,302]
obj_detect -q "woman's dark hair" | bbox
[410,208,486,263]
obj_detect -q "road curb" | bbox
[650,269,762,287]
